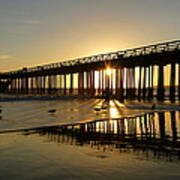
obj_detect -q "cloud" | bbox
[24,20,42,25]
[0,55,12,60]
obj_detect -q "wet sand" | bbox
[0,97,179,131]
[0,97,180,179]
[0,123,180,180]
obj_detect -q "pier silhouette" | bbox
[0,40,180,101]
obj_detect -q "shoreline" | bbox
[0,94,179,103]
[0,95,92,102]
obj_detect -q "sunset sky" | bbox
[0,0,180,72]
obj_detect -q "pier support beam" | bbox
[18,78,20,93]
[82,72,85,95]
[53,75,57,93]
[13,79,16,93]
[110,70,113,95]
[170,63,176,101]
[86,71,90,95]
[90,71,95,96]
[59,75,62,94]
[115,69,119,96]
[157,65,164,100]
[64,74,66,95]
[138,67,142,100]
[125,68,129,98]
[98,70,101,96]
[48,76,52,94]
[30,77,34,93]
[179,64,180,100]
[25,77,29,94]
[142,67,147,99]
[70,73,74,95]
[92,71,95,95]
[119,67,124,100]
[43,76,46,93]
[131,68,136,98]
[148,66,154,99]
[78,72,82,95]
[102,70,105,96]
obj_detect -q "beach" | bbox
[0,96,180,179]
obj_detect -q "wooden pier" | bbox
[0,40,180,101]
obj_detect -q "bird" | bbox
[94,107,101,111]
[48,109,56,113]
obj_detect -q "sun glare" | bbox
[105,66,112,76]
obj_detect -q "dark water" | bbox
[0,110,180,180]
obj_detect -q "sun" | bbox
[105,66,112,76]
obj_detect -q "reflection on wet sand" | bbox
[0,98,179,131]
[24,110,180,162]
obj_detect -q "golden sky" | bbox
[0,0,180,72]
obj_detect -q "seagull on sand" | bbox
[48,109,56,113]
[94,107,101,111]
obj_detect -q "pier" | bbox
[0,40,180,101]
